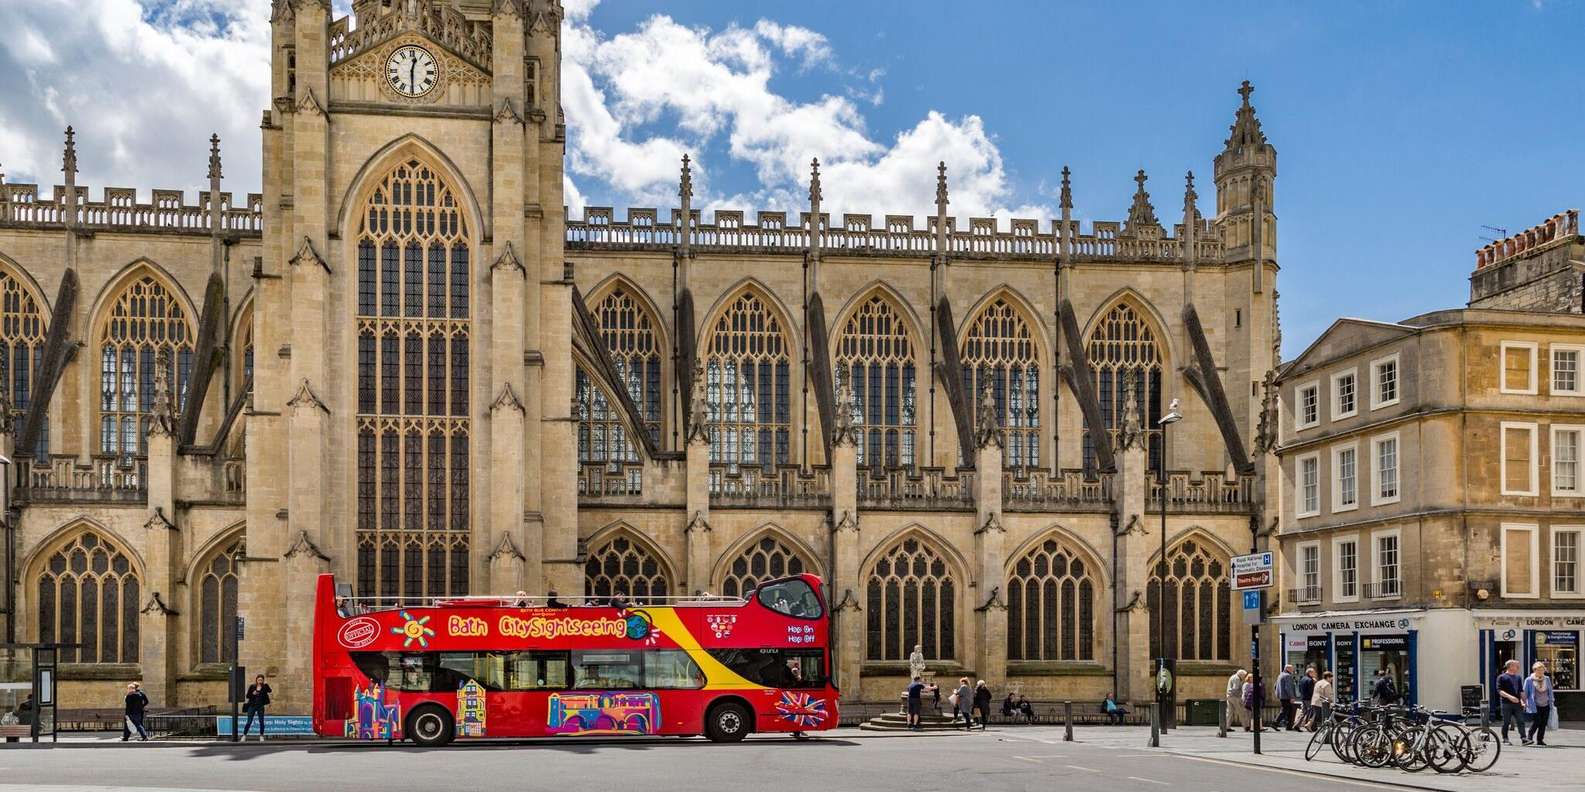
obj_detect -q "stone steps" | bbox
[859,712,972,732]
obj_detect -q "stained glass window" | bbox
[97,274,194,456]
[1007,537,1097,661]
[197,537,243,664]
[584,534,672,604]
[1084,300,1164,472]
[575,366,635,463]
[720,534,810,599]
[591,284,663,445]
[865,535,956,662]
[1146,537,1231,661]
[835,294,917,467]
[36,530,140,663]
[0,267,48,456]
[961,298,1040,467]
[354,158,471,601]
[703,289,791,468]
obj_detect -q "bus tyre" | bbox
[706,701,752,743]
[406,704,455,748]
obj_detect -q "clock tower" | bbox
[252,0,569,708]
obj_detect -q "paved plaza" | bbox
[0,724,1578,792]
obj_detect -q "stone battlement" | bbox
[1473,208,1579,271]
[565,206,1225,262]
[0,182,263,236]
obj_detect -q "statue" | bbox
[908,644,927,679]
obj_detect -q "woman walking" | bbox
[122,682,149,742]
[1523,661,1554,746]
[953,677,974,731]
[972,680,992,730]
[242,674,273,741]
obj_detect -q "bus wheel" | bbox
[406,704,455,748]
[706,702,751,743]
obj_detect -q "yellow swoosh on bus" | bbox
[642,608,767,691]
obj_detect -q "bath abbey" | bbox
[0,0,1286,711]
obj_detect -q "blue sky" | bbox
[1,0,1581,356]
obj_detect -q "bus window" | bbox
[504,650,570,690]
[707,648,825,689]
[436,652,506,691]
[644,650,706,689]
[756,579,823,619]
[572,651,643,690]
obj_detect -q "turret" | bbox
[1213,80,1277,277]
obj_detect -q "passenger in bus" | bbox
[512,591,530,608]
[546,590,567,608]
[610,593,631,610]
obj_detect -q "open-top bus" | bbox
[311,573,837,745]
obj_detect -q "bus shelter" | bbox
[0,644,61,742]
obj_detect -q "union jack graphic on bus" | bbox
[774,691,828,728]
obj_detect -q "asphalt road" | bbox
[0,728,1413,792]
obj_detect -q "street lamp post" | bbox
[1156,398,1182,731]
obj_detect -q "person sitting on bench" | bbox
[1016,695,1036,723]
[1103,692,1129,724]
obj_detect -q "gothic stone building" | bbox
[0,0,1281,713]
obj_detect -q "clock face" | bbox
[386,45,439,97]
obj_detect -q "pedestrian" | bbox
[1275,664,1297,730]
[973,679,992,730]
[123,682,149,742]
[953,677,974,731]
[930,682,942,715]
[1296,667,1317,730]
[905,676,925,731]
[1241,675,1257,732]
[1495,659,1525,745]
[242,674,273,741]
[1370,669,1399,706]
[1311,671,1335,728]
[1523,661,1554,747]
[1103,692,1129,725]
[1224,669,1247,730]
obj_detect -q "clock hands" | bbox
[409,52,417,94]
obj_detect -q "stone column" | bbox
[280,376,330,711]
[683,374,711,595]
[139,362,178,706]
[829,386,862,691]
[971,385,1007,690]
[1112,375,1152,702]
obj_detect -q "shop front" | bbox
[1272,609,1472,711]
[1475,613,1585,721]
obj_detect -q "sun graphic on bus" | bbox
[391,610,434,648]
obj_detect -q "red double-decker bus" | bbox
[311,573,838,745]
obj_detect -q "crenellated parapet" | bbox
[0,183,263,236]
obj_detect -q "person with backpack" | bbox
[123,682,149,742]
[1371,669,1399,706]
[242,674,273,741]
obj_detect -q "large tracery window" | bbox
[196,537,242,665]
[1148,537,1232,662]
[1007,537,1096,661]
[719,534,810,599]
[961,298,1040,467]
[866,535,957,662]
[1084,300,1164,472]
[355,157,471,601]
[704,289,792,468]
[36,531,140,664]
[584,533,672,603]
[97,274,194,456]
[0,268,48,456]
[591,285,663,444]
[575,366,637,464]
[836,294,917,468]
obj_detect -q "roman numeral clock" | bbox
[386,44,439,98]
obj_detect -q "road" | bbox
[0,727,1419,792]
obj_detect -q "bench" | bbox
[0,724,33,742]
[987,701,1149,727]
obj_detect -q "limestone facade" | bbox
[0,0,1281,713]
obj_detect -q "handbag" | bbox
[1549,700,1560,731]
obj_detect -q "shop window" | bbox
[1535,632,1577,691]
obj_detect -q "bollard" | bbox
[1218,699,1227,738]
[1480,704,1490,730]
[1148,701,1160,748]
[1064,700,1073,742]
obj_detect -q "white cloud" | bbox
[752,20,832,69]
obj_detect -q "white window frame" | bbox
[1332,442,1359,513]
[1551,424,1584,497]
[1500,341,1538,395]
[1371,528,1402,600]
[1333,536,1360,603]
[1551,344,1585,396]
[1331,368,1359,420]
[1297,541,1321,602]
[1295,380,1320,430]
[1500,421,1539,496]
[1553,526,1583,598]
[1370,353,1400,410]
[1500,523,1540,599]
[1296,452,1321,519]
[1371,431,1401,506]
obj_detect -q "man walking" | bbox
[1295,666,1317,730]
[122,682,149,742]
[905,676,925,731]
[1495,659,1525,745]
[1371,669,1399,706]
[1224,669,1247,730]
[1275,664,1297,730]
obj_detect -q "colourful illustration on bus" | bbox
[774,691,828,728]
[547,692,660,735]
[457,680,487,737]
[346,682,401,740]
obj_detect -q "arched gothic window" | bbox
[1084,300,1164,472]
[591,285,662,445]
[355,157,471,601]
[36,531,140,663]
[0,268,48,456]
[835,295,916,467]
[584,534,672,603]
[575,366,636,464]
[1007,537,1096,661]
[961,298,1040,467]
[703,290,791,467]
[719,534,809,599]
[865,535,957,662]
[236,304,254,388]
[1147,537,1232,661]
[196,537,243,665]
[97,274,193,456]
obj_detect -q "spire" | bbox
[934,161,949,256]
[808,157,822,260]
[1182,170,1199,270]
[1224,79,1268,152]
[61,126,77,180]
[1059,166,1072,211]
[207,134,223,181]
[1124,168,1160,234]
[678,154,692,256]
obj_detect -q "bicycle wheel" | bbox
[1424,727,1463,774]
[1393,724,1428,772]
[1334,722,1359,764]
[1460,726,1501,773]
[1356,724,1395,769]
[1305,725,1329,761]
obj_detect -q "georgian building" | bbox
[0,0,1282,712]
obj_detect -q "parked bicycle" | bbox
[1304,703,1499,774]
